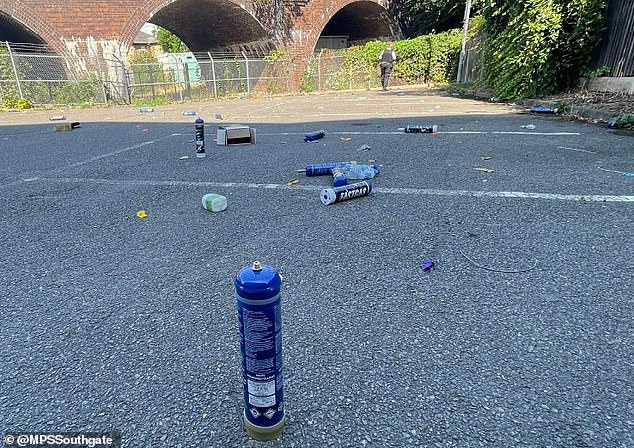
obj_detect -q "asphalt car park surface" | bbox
[1,90,633,447]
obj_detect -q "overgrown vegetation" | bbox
[404,0,477,36]
[0,45,32,109]
[301,29,462,92]
[1,44,103,107]
[4,97,33,109]
[480,0,607,99]
[614,113,634,128]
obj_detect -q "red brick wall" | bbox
[281,0,392,87]
[0,0,395,87]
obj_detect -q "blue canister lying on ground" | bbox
[296,161,356,176]
[321,181,372,205]
[304,130,325,142]
[530,106,555,114]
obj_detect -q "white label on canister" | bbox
[248,379,276,396]
[249,394,276,407]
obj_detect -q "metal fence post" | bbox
[242,51,250,97]
[123,64,132,104]
[6,42,24,99]
[317,49,323,90]
[208,52,218,98]
[183,61,191,99]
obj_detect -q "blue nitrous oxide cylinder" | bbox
[235,261,285,441]
[303,129,325,142]
[195,117,205,158]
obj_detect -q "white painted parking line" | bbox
[33,177,634,203]
[258,131,581,136]
[557,146,598,154]
[0,178,32,190]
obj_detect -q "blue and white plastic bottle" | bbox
[298,161,357,176]
[341,164,380,180]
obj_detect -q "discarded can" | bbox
[183,110,196,116]
[139,107,155,113]
[48,115,66,121]
[320,181,372,205]
[400,125,438,133]
[235,261,285,441]
[332,167,347,187]
[195,117,205,158]
[215,113,226,120]
[304,130,325,142]
[296,161,356,176]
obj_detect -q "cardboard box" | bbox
[216,124,256,146]
[54,122,80,131]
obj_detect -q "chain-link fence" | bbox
[123,52,293,103]
[0,42,108,106]
[0,42,296,106]
[1,42,401,107]
[301,49,381,92]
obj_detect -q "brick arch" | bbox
[286,0,399,86]
[119,0,266,50]
[310,0,394,46]
[0,0,66,54]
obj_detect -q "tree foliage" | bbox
[403,0,482,36]
[480,0,607,99]
[155,27,188,53]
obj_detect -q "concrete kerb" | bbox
[512,98,617,123]
[449,86,627,128]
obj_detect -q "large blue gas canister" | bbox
[235,261,284,441]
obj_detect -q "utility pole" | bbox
[457,0,472,83]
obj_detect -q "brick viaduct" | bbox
[0,0,403,85]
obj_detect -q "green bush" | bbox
[342,29,463,86]
[481,0,607,99]
[4,97,33,109]
[53,77,102,105]
[615,113,634,128]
